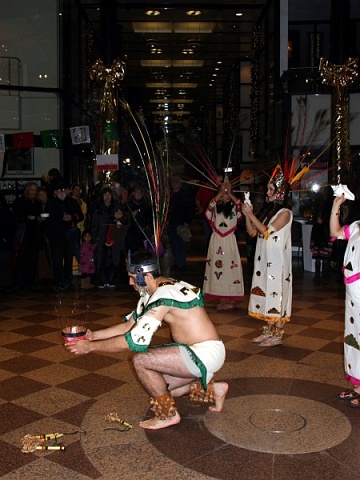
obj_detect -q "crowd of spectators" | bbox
[0,170,198,295]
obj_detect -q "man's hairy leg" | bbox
[132,347,195,396]
[133,347,195,430]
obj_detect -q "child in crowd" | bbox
[79,230,96,289]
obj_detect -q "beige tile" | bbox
[13,387,90,416]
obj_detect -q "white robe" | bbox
[203,202,244,300]
[248,208,293,323]
[342,221,360,385]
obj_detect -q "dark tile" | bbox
[288,379,342,403]
[47,439,102,478]
[297,295,328,303]
[189,444,273,480]
[12,324,58,337]
[0,403,44,434]
[0,438,38,476]
[58,373,125,397]
[273,451,356,480]
[224,348,252,362]
[319,341,344,354]
[72,311,112,322]
[61,353,121,372]
[291,315,319,326]
[228,316,255,328]
[52,398,96,425]
[20,312,58,323]
[327,313,345,321]
[4,338,56,353]
[311,303,344,313]
[328,418,360,474]
[0,376,48,401]
[145,417,225,465]
[218,334,243,344]
[230,376,290,396]
[258,345,313,362]
[297,327,342,340]
[0,354,52,374]
[25,303,59,312]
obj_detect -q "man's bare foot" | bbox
[209,382,228,413]
[139,411,181,430]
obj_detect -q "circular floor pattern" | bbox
[249,408,307,433]
[204,394,351,454]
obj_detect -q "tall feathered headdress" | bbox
[269,97,332,204]
[269,161,310,204]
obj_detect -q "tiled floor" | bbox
[0,231,359,479]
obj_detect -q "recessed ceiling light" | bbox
[182,48,195,55]
[187,38,201,47]
[145,10,160,16]
[146,38,160,46]
[236,12,243,17]
[186,10,201,16]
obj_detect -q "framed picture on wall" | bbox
[4,148,34,175]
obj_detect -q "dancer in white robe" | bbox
[203,181,244,310]
[330,192,360,407]
[242,177,292,347]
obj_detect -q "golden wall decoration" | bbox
[90,56,127,155]
[319,57,358,183]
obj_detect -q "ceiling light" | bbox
[146,38,160,46]
[186,10,202,16]
[145,10,160,16]
[187,38,201,47]
[235,12,243,17]
[182,48,195,55]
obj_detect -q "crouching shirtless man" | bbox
[65,250,228,430]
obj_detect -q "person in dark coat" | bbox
[12,181,42,294]
[47,177,84,292]
[0,191,15,293]
[125,185,153,254]
[91,186,130,288]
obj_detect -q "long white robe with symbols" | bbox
[248,209,293,323]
